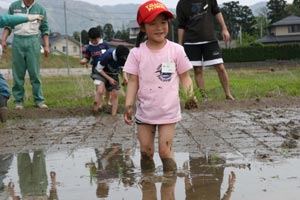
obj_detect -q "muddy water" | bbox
[0,149,299,200]
[0,107,300,199]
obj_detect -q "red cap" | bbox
[137,0,174,25]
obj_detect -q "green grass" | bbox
[0,49,82,69]
[196,67,300,101]
[5,66,300,109]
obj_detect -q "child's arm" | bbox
[95,62,117,85]
[121,71,128,85]
[179,71,198,109]
[79,58,88,65]
[80,48,90,65]
[99,70,117,86]
[124,73,138,125]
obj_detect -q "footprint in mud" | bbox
[288,126,300,139]
[281,139,298,149]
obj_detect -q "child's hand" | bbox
[124,105,134,125]
[184,97,198,110]
[79,59,86,65]
[122,78,128,86]
[109,78,117,86]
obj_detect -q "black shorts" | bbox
[105,74,120,92]
[184,41,224,67]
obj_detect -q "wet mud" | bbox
[0,99,300,199]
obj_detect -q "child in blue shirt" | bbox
[95,45,129,116]
[79,27,110,113]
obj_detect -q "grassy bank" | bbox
[5,66,300,109]
[0,49,82,69]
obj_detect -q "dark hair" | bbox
[88,27,101,39]
[116,45,130,66]
[135,31,147,47]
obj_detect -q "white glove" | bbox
[28,15,44,21]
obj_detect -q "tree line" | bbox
[73,0,300,47]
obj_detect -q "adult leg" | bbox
[157,123,177,172]
[26,37,45,105]
[214,63,234,100]
[193,66,205,90]
[11,37,27,105]
[138,124,156,172]
[193,66,208,102]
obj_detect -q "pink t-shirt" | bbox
[123,40,192,124]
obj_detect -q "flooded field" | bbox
[0,106,300,199]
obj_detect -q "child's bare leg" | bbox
[138,124,156,172]
[161,175,177,200]
[158,123,177,172]
[94,81,105,112]
[111,90,118,115]
[105,90,111,106]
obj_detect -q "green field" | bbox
[3,65,300,109]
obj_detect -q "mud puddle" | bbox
[1,105,300,199]
[1,147,299,200]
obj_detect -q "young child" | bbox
[0,14,44,123]
[79,27,110,113]
[95,45,129,116]
[123,0,197,173]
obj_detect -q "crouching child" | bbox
[95,45,130,116]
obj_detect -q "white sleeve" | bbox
[95,61,105,72]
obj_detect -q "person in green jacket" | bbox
[0,14,43,123]
[1,0,50,110]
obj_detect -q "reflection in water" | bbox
[139,173,177,200]
[0,154,13,198]
[17,150,48,197]
[86,143,136,198]
[49,171,58,200]
[184,156,236,200]
[8,150,58,200]
[0,149,241,199]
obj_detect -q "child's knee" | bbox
[159,147,171,158]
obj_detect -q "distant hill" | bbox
[250,1,268,16]
[0,0,140,35]
[0,0,266,36]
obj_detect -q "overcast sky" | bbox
[78,0,294,8]
[0,0,294,9]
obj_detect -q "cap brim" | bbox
[143,10,174,24]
